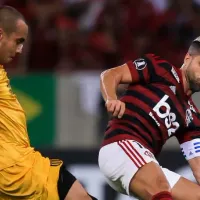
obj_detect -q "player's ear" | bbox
[184,53,191,65]
[0,29,3,40]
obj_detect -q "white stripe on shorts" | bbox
[117,140,146,168]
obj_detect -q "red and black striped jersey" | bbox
[102,54,200,155]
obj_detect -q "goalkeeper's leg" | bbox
[57,165,98,200]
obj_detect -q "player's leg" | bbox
[171,176,200,200]
[64,180,97,200]
[149,165,200,200]
[99,140,173,200]
[57,164,97,200]
[129,161,172,200]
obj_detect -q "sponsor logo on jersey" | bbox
[171,67,180,83]
[149,112,160,126]
[134,58,147,70]
[152,95,180,136]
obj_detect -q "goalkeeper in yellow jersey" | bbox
[0,5,97,200]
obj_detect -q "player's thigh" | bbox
[171,177,200,200]
[57,164,91,200]
[99,140,171,200]
[57,164,76,199]
[64,180,91,200]
[129,161,171,200]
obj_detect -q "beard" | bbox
[186,61,200,93]
[188,77,200,93]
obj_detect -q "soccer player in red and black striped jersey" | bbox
[98,36,200,200]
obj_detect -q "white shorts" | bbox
[98,140,181,196]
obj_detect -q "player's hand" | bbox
[105,99,125,118]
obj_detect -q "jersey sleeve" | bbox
[177,129,200,145]
[126,54,164,84]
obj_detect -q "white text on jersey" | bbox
[153,95,180,136]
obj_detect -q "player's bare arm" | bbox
[188,157,200,184]
[100,64,132,118]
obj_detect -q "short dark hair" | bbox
[188,37,200,55]
[0,6,26,35]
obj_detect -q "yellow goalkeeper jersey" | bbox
[0,66,61,200]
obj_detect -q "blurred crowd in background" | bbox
[2,0,200,74]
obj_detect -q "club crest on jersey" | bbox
[185,108,193,127]
[144,150,154,159]
[188,101,196,113]
[185,101,195,127]
[134,58,147,70]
